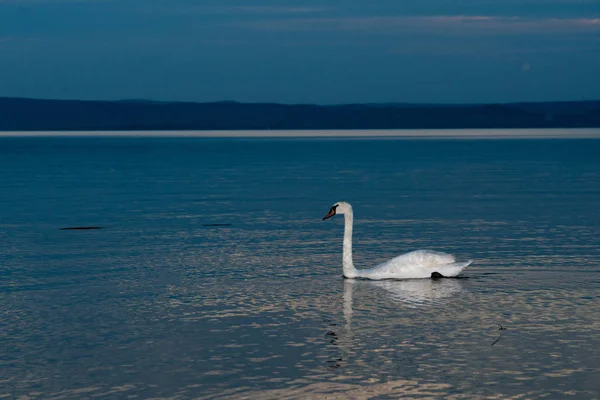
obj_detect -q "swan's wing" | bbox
[380,250,456,268]
[362,251,470,280]
[434,260,473,277]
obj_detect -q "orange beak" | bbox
[322,207,336,221]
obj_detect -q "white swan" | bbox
[323,202,472,280]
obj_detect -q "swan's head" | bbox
[322,201,352,220]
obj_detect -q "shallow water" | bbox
[0,135,599,399]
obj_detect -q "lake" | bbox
[1,132,599,399]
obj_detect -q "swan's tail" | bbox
[436,260,472,277]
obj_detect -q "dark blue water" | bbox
[1,136,599,399]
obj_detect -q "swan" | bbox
[322,202,472,280]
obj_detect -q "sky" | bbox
[0,0,599,104]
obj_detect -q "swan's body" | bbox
[351,249,471,280]
[323,202,472,280]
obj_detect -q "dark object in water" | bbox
[60,226,104,230]
[431,271,445,279]
[201,224,232,227]
[491,324,507,346]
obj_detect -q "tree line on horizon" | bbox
[1,97,599,131]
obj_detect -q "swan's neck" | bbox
[342,212,358,278]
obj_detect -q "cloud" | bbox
[388,36,600,56]
[185,5,329,15]
[239,15,600,35]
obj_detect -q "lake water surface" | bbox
[1,134,599,399]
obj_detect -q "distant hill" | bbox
[0,97,599,131]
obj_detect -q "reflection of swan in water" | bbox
[344,278,465,319]
[366,279,465,307]
[338,279,465,366]
[323,202,472,280]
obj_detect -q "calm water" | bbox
[1,135,599,399]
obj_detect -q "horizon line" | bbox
[2,128,600,139]
[1,96,599,107]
